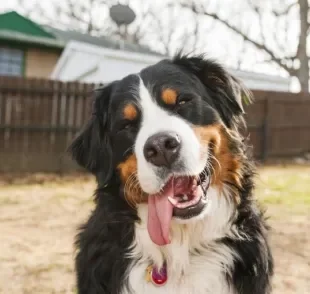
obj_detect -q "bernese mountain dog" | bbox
[69,54,273,294]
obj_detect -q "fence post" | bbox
[261,97,272,161]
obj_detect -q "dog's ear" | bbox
[173,54,252,128]
[68,83,114,185]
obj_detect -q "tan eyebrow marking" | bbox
[123,103,138,120]
[161,88,177,105]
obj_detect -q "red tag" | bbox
[147,262,167,286]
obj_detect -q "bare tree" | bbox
[181,0,310,92]
[144,4,209,56]
[16,0,207,57]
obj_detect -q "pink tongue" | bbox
[147,180,174,246]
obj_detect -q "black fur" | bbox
[223,160,273,294]
[69,54,273,294]
[75,186,137,293]
[69,83,115,185]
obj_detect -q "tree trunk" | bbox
[297,0,309,92]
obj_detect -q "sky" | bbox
[0,0,298,90]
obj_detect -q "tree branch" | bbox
[246,0,266,45]
[182,2,296,75]
[271,1,297,16]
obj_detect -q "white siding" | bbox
[51,41,161,83]
[52,41,291,91]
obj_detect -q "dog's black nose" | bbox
[144,132,181,167]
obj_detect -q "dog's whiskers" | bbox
[124,172,145,206]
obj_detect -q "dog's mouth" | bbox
[147,171,210,246]
[168,173,210,218]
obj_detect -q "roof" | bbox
[0,11,161,55]
[0,11,54,38]
[44,26,162,56]
[0,29,65,49]
[229,69,290,91]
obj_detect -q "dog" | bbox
[69,54,273,294]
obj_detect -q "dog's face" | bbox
[70,55,249,246]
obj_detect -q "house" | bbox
[52,40,291,91]
[0,11,290,92]
[227,69,290,92]
[0,11,159,79]
[51,41,163,83]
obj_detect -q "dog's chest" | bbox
[123,255,233,294]
[121,227,235,294]
[121,204,236,294]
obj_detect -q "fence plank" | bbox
[0,76,310,172]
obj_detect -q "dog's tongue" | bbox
[147,177,192,246]
[147,179,174,246]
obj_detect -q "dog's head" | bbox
[69,54,251,246]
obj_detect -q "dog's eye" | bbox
[123,124,131,130]
[120,123,132,131]
[177,96,192,106]
[117,120,136,133]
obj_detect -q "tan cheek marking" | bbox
[123,104,137,120]
[118,154,137,182]
[193,124,242,203]
[193,125,222,155]
[117,154,147,206]
[161,88,177,105]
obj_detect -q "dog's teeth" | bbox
[182,194,188,201]
[168,196,178,206]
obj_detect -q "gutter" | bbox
[0,30,65,49]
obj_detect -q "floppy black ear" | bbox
[173,54,252,128]
[68,84,114,184]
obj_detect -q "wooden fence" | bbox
[246,91,310,160]
[0,77,96,172]
[0,76,310,173]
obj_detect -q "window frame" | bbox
[0,46,25,77]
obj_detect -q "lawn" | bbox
[0,165,309,293]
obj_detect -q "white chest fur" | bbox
[123,247,234,294]
[122,188,238,294]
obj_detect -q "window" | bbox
[0,47,24,77]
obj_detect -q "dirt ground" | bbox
[0,167,309,294]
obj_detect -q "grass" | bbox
[256,165,310,215]
[0,165,309,294]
